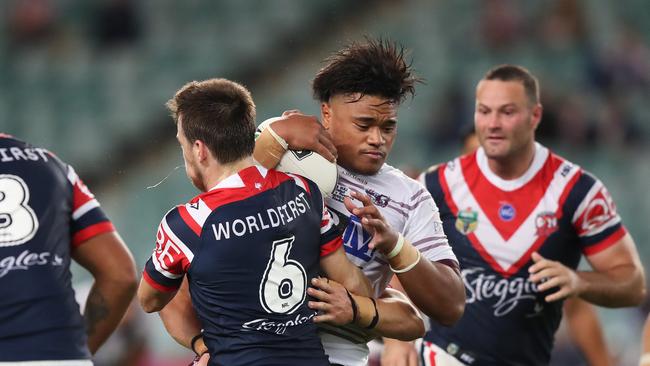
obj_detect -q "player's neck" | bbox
[203,156,255,191]
[486,142,536,180]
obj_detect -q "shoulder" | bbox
[379,164,424,194]
[159,198,207,238]
[379,164,436,209]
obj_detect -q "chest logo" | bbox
[455,208,478,235]
[364,188,390,207]
[498,202,516,222]
[535,212,558,238]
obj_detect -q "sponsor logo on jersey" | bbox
[331,183,348,203]
[364,188,390,207]
[0,250,60,278]
[498,202,516,222]
[455,208,478,235]
[241,311,316,335]
[342,215,374,262]
[340,168,368,185]
[462,267,542,317]
[535,212,558,237]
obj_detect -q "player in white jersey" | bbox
[158,39,464,366]
[255,38,465,366]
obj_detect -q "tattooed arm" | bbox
[73,231,137,354]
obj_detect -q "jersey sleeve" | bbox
[319,198,343,257]
[571,174,627,255]
[143,206,201,292]
[285,172,343,257]
[67,165,115,247]
[403,185,458,264]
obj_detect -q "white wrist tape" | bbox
[386,233,404,259]
[266,123,288,150]
[390,250,421,274]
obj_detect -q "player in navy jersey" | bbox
[417,65,645,365]
[156,39,464,366]
[136,78,373,366]
[0,133,137,365]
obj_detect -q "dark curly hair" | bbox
[312,38,419,104]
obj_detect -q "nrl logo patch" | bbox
[456,207,478,235]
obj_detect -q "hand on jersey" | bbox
[529,252,584,302]
[307,277,354,325]
[189,353,209,366]
[270,110,337,162]
[344,191,400,256]
[381,338,419,366]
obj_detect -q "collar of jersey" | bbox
[207,165,268,191]
[475,142,548,191]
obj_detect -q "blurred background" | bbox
[0,0,648,365]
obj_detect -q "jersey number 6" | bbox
[259,236,307,314]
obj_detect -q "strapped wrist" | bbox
[390,250,421,274]
[387,237,420,272]
[345,289,359,325]
[190,332,206,356]
[253,125,288,169]
[385,234,404,259]
[350,294,380,329]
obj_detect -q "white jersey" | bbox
[320,164,457,366]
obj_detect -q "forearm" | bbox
[321,246,373,298]
[576,265,645,307]
[564,299,612,366]
[253,124,286,168]
[341,268,373,298]
[84,277,137,354]
[382,237,464,325]
[392,256,465,325]
[158,277,205,354]
[159,297,203,348]
[367,289,424,340]
[348,292,424,341]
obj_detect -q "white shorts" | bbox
[420,340,467,366]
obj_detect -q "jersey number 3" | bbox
[259,236,307,314]
[0,175,39,247]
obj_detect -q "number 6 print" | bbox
[259,236,307,314]
[0,175,39,247]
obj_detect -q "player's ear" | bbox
[194,140,209,161]
[531,103,543,130]
[321,102,331,129]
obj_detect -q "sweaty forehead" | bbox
[475,80,528,108]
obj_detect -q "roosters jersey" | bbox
[419,143,627,366]
[0,134,114,363]
[143,166,340,366]
[320,164,458,366]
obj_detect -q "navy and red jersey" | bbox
[0,134,114,363]
[419,143,627,366]
[143,165,341,366]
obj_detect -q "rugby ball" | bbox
[256,117,338,196]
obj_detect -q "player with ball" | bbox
[161,39,465,366]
